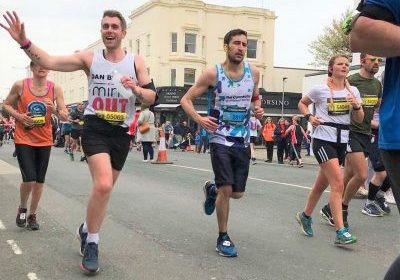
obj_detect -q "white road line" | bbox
[171,164,330,193]
[0,220,5,230]
[7,240,23,255]
[27,273,40,280]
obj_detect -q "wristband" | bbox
[352,106,361,111]
[305,113,313,121]
[20,39,31,49]
[251,95,261,102]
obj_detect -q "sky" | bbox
[0,0,356,100]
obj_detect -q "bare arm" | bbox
[298,96,322,126]
[3,81,33,127]
[250,66,264,119]
[53,85,68,121]
[1,11,90,72]
[180,67,218,132]
[351,16,400,57]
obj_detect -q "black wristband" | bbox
[353,106,361,111]
[305,113,313,121]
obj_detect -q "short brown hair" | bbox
[223,29,247,45]
[103,10,126,30]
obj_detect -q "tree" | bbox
[309,9,352,68]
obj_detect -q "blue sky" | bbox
[0,0,355,99]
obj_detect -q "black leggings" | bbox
[142,142,154,160]
[15,144,51,183]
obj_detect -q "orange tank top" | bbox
[14,78,55,146]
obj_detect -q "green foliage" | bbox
[309,9,352,68]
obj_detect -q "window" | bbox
[171,33,177,52]
[184,68,196,86]
[247,39,257,59]
[185,33,196,54]
[171,69,176,86]
[146,34,151,56]
[136,39,140,55]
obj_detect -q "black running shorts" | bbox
[70,129,82,140]
[312,138,346,166]
[209,143,250,193]
[250,136,257,144]
[81,116,131,171]
[15,144,51,183]
[346,131,372,157]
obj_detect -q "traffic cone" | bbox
[185,138,194,152]
[152,130,173,164]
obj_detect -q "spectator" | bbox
[273,118,288,164]
[262,117,275,163]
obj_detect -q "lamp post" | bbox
[281,77,288,118]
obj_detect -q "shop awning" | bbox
[154,104,181,109]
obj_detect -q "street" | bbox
[0,144,399,280]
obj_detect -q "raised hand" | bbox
[0,11,27,44]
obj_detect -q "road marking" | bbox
[0,159,19,175]
[27,273,40,280]
[7,240,22,255]
[171,164,330,193]
[0,220,5,230]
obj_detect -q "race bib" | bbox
[32,115,46,126]
[95,110,127,124]
[221,106,246,125]
[78,121,84,126]
[327,98,350,116]
[362,96,378,108]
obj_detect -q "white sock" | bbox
[82,222,88,233]
[87,233,100,244]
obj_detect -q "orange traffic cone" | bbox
[185,137,194,152]
[152,130,173,164]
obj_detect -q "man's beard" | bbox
[227,53,243,65]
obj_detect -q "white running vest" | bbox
[85,49,137,127]
[209,63,254,148]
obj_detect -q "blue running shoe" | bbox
[216,234,237,257]
[81,242,99,274]
[320,204,334,227]
[375,196,391,215]
[76,223,88,256]
[295,212,313,237]
[361,202,384,217]
[335,227,357,246]
[203,181,216,215]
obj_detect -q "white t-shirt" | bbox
[249,117,262,137]
[307,84,361,143]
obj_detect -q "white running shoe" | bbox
[384,189,396,205]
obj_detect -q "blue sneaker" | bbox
[295,212,313,237]
[203,181,216,215]
[80,242,99,274]
[76,223,88,256]
[335,227,357,245]
[216,234,237,257]
[361,202,384,217]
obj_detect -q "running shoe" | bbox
[76,223,88,256]
[361,202,384,217]
[320,204,334,227]
[384,189,396,205]
[81,242,99,274]
[216,234,237,257]
[335,227,357,245]
[26,214,39,230]
[375,196,391,215]
[203,181,216,215]
[16,207,27,228]
[69,152,74,161]
[295,212,313,237]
